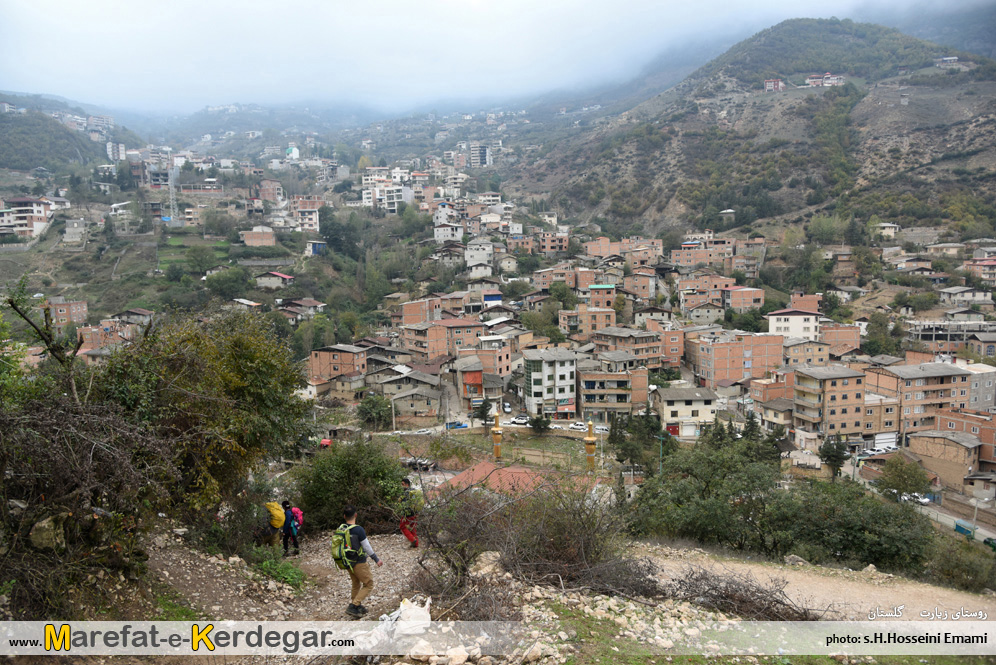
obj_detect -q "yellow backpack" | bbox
[265,502,285,528]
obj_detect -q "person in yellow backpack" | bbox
[263,501,285,546]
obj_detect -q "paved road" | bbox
[843,459,996,540]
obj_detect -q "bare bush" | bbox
[668,565,833,621]
[0,398,179,618]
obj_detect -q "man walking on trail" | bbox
[281,500,300,557]
[399,478,420,549]
[342,505,383,618]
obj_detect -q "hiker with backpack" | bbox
[399,478,423,549]
[330,505,383,618]
[281,500,301,557]
[263,501,285,546]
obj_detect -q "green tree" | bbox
[529,415,551,434]
[473,397,494,425]
[165,262,185,282]
[186,245,217,274]
[876,456,930,500]
[818,435,849,482]
[358,394,392,429]
[548,282,577,309]
[205,268,250,300]
[95,309,310,508]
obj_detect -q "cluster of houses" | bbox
[0,195,69,240]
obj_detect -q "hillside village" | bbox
[4,13,996,663]
[5,136,996,523]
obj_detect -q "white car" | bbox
[503,402,512,413]
[414,428,433,435]
[902,493,931,505]
[568,422,588,432]
[594,425,610,434]
[549,424,565,430]
[510,415,529,425]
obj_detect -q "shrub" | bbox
[292,439,407,532]
[248,546,306,589]
[923,534,996,593]
[189,478,275,558]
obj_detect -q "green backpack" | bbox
[330,523,359,571]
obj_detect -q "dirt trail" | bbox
[646,545,996,621]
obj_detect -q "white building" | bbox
[522,348,577,421]
[763,308,822,341]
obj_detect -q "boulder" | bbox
[446,646,469,665]
[30,513,70,551]
[862,564,877,574]
[784,554,809,566]
[470,551,503,577]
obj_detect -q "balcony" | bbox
[794,409,822,423]
[795,394,822,408]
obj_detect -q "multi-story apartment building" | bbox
[239,225,276,246]
[577,352,649,424]
[523,348,578,420]
[507,235,535,254]
[585,236,664,260]
[39,297,88,329]
[720,286,765,313]
[623,271,658,300]
[764,308,822,341]
[684,331,784,389]
[653,385,719,438]
[401,318,485,361]
[677,274,737,312]
[933,408,996,474]
[532,264,600,290]
[457,335,512,377]
[537,232,569,254]
[864,363,973,434]
[792,365,868,449]
[669,239,734,268]
[586,284,617,309]
[749,368,795,403]
[0,197,53,238]
[960,258,996,287]
[757,398,794,433]
[590,327,663,368]
[390,297,443,327]
[558,305,615,340]
[309,344,368,381]
[862,392,901,448]
[723,253,760,280]
[782,338,829,366]
[819,322,862,353]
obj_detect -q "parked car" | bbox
[901,492,930,505]
[510,415,529,425]
[549,424,565,430]
[414,428,433,435]
[445,421,468,430]
[503,402,512,413]
[569,422,588,432]
[594,425,610,434]
[405,457,438,471]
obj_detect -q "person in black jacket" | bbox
[342,505,383,617]
[281,500,300,557]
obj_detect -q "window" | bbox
[973,426,980,434]
[916,379,924,387]
[905,393,912,400]
[831,380,838,387]
[830,409,837,415]
[855,392,861,399]
[867,409,873,415]
[905,380,912,387]
[671,411,678,418]
[865,423,873,429]
[842,408,848,414]
[885,420,894,427]
[915,392,924,400]
[533,379,542,386]
[691,410,699,417]
[558,387,565,394]
[829,424,836,430]
[843,379,849,386]
[960,389,967,396]
[559,374,566,381]
[904,407,911,415]
[842,394,848,400]
[855,421,861,427]
[685,400,692,406]
[885,407,894,414]
[546,388,553,395]
[533,391,542,398]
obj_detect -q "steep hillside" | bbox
[0,111,143,171]
[504,18,996,239]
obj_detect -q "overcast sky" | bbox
[0,0,986,114]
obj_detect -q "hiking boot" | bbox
[356,604,369,615]
[409,542,419,549]
[345,604,363,618]
[282,550,290,557]
[293,549,301,556]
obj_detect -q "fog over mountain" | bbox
[2,0,991,116]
